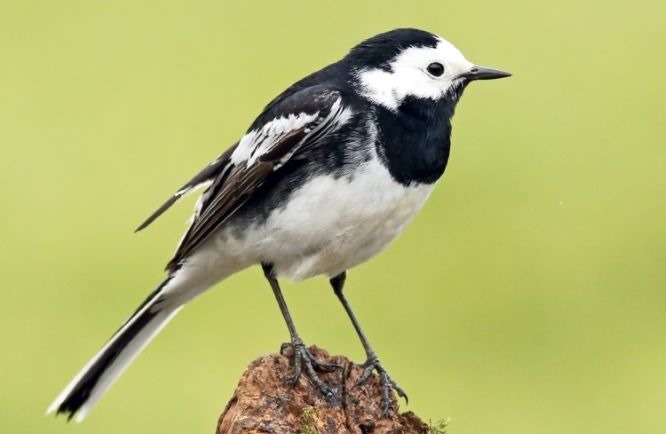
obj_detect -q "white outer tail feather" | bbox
[46,297,182,422]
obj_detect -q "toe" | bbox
[313,360,343,372]
[355,365,374,386]
[287,344,338,401]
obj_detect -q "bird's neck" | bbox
[375,96,456,186]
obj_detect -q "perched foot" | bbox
[356,355,408,415]
[280,339,341,401]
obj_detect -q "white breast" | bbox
[206,156,435,281]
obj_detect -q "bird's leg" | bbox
[262,263,339,401]
[330,271,408,414]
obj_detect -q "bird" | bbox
[47,27,510,421]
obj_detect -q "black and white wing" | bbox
[136,85,351,271]
[135,144,238,232]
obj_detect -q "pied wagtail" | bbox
[48,28,510,420]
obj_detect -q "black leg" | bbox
[330,271,408,414]
[262,263,339,400]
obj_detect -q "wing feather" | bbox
[135,144,238,232]
[165,87,348,271]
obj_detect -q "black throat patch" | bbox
[374,90,464,185]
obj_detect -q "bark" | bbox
[216,346,429,434]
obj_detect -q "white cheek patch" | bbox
[356,37,474,111]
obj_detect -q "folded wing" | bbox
[135,85,351,272]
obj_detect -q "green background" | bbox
[1,1,664,433]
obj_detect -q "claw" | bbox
[355,355,408,415]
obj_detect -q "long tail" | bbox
[47,276,183,422]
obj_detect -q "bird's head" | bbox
[345,28,510,111]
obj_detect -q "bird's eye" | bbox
[427,62,445,77]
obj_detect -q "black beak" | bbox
[461,66,512,81]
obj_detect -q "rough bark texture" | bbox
[216,346,429,434]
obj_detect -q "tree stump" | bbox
[216,346,430,434]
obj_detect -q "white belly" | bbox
[201,157,435,281]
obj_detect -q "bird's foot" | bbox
[356,354,408,415]
[280,339,341,401]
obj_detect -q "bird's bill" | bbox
[461,66,512,81]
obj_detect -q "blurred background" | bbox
[1,1,664,433]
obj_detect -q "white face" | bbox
[355,37,475,111]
